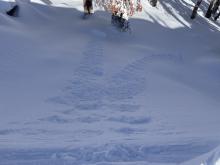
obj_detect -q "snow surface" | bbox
[0,0,220,164]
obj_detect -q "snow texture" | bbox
[0,0,220,164]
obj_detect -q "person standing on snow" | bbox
[83,0,93,14]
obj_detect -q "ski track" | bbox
[1,28,216,164]
[46,31,181,133]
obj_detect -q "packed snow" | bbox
[0,0,220,164]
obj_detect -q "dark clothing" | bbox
[84,0,93,14]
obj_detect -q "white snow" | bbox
[0,0,220,164]
[216,158,220,165]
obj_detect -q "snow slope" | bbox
[0,0,220,164]
[181,145,220,165]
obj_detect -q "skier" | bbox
[83,0,93,15]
